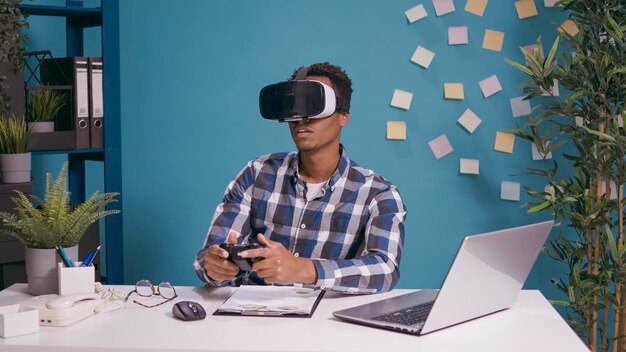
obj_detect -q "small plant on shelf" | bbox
[27,89,65,123]
[0,115,29,154]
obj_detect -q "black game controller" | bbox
[219,242,265,271]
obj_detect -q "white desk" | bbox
[0,284,589,352]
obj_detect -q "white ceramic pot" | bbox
[24,245,78,295]
[28,121,54,133]
[0,152,31,183]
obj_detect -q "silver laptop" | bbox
[333,220,554,335]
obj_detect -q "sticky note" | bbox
[405,4,428,23]
[558,19,579,36]
[411,45,435,68]
[482,29,505,52]
[428,134,454,159]
[460,158,480,174]
[387,121,407,140]
[458,109,482,133]
[501,181,521,201]
[465,0,487,16]
[444,83,464,100]
[601,180,618,200]
[515,0,538,19]
[390,89,413,110]
[433,0,455,16]
[532,143,553,160]
[523,43,545,64]
[448,26,469,45]
[494,132,515,153]
[544,0,559,7]
[510,97,532,117]
[479,74,502,98]
[541,78,560,96]
[575,116,584,127]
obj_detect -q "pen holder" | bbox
[57,262,95,296]
[0,304,39,338]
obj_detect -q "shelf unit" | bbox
[18,0,123,284]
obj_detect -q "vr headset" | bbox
[259,67,350,122]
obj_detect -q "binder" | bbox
[88,57,103,148]
[40,57,90,149]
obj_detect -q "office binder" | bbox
[40,57,90,149]
[88,57,103,148]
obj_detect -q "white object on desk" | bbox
[57,262,95,296]
[18,293,104,327]
[0,284,590,352]
[0,304,39,338]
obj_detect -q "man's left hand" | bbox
[240,234,317,285]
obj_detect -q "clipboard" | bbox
[213,286,325,318]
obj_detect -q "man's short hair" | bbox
[289,62,353,114]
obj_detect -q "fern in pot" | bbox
[0,116,31,183]
[27,89,65,133]
[0,162,120,294]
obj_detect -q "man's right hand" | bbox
[204,231,239,281]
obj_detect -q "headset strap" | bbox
[295,67,308,80]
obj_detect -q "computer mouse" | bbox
[172,301,207,321]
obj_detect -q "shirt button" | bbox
[300,224,306,229]
[299,191,304,196]
[294,253,299,257]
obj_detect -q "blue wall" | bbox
[116,0,569,298]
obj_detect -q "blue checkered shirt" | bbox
[194,145,406,294]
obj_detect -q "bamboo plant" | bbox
[505,0,625,351]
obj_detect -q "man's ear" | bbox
[339,113,350,127]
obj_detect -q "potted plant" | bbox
[0,161,120,294]
[0,115,30,183]
[506,0,625,351]
[27,89,66,133]
[0,0,29,118]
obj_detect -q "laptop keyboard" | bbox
[371,301,435,326]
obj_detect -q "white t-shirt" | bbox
[305,180,327,201]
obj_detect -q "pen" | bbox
[84,245,101,266]
[56,246,74,267]
[80,252,94,267]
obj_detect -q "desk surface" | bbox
[0,284,589,352]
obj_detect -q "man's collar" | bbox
[290,144,350,190]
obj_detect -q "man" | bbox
[194,62,406,294]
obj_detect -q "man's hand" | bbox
[204,231,239,281]
[240,234,317,285]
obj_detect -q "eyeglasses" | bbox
[126,279,177,308]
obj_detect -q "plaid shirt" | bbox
[194,145,406,294]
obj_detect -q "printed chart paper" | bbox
[405,4,428,23]
[458,109,482,133]
[433,0,455,16]
[510,96,532,117]
[479,74,503,98]
[482,29,505,51]
[465,0,488,16]
[448,26,469,45]
[460,158,480,174]
[444,83,465,100]
[501,181,521,201]
[390,89,414,110]
[429,134,454,159]
[411,45,436,68]
[494,132,515,153]
[387,121,407,140]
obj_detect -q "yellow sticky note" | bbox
[494,132,515,153]
[558,19,579,36]
[387,121,406,140]
[514,0,538,19]
[465,0,487,16]
[482,29,505,52]
[444,83,464,100]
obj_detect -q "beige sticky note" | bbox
[558,19,579,36]
[515,0,538,19]
[387,121,406,140]
[444,83,464,100]
[494,132,515,153]
[460,158,480,175]
[458,109,482,133]
[465,0,487,16]
[483,29,505,51]
[390,89,413,110]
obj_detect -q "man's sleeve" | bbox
[193,161,257,286]
[310,186,406,294]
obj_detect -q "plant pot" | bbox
[0,152,31,183]
[24,245,78,295]
[28,121,54,133]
